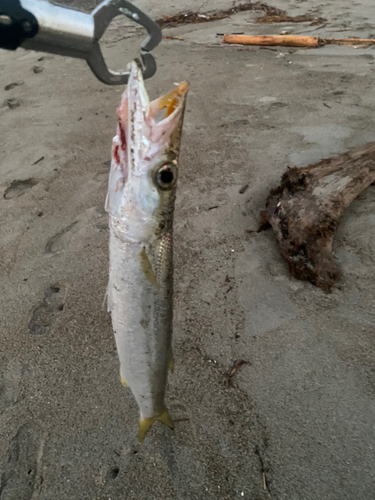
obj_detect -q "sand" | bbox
[1,0,375,498]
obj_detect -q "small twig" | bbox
[228,360,248,378]
[208,205,219,210]
[239,184,249,194]
[323,102,331,108]
[217,32,244,35]
[163,35,185,41]
[227,360,249,385]
[32,156,45,165]
[259,46,278,51]
[255,446,270,492]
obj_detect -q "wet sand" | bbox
[1,0,375,498]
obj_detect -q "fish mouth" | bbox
[152,80,189,123]
[117,60,188,127]
[133,58,188,122]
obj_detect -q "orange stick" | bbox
[223,34,375,48]
[223,34,321,47]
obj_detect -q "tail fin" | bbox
[138,409,174,443]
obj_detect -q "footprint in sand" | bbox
[3,179,39,200]
[44,207,108,255]
[106,466,120,481]
[4,82,23,91]
[0,425,41,500]
[44,221,79,255]
[5,97,21,109]
[29,284,67,335]
[0,360,23,413]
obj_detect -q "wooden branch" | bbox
[223,34,375,47]
[259,143,375,291]
[223,34,321,47]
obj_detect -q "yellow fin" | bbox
[120,376,128,387]
[138,247,159,289]
[169,358,175,373]
[138,409,174,443]
[156,410,174,430]
[138,418,154,443]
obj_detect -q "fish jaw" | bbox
[105,61,188,245]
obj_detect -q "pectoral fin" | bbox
[138,247,159,289]
[120,376,128,387]
[138,409,174,443]
[169,358,175,373]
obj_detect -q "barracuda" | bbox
[105,61,188,442]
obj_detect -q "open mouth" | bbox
[116,61,188,129]
[152,81,189,123]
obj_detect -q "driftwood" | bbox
[256,14,325,25]
[223,34,321,47]
[223,34,375,47]
[259,143,375,291]
[156,2,285,28]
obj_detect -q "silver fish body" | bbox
[105,62,188,441]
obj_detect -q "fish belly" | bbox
[108,224,171,422]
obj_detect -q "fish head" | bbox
[106,61,188,243]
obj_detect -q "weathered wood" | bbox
[222,34,375,48]
[223,34,321,47]
[259,143,375,291]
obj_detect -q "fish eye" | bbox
[154,162,178,190]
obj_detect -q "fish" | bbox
[105,61,188,442]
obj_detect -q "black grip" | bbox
[0,0,38,50]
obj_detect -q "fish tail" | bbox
[138,409,174,443]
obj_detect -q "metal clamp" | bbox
[18,0,162,85]
[88,0,161,85]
